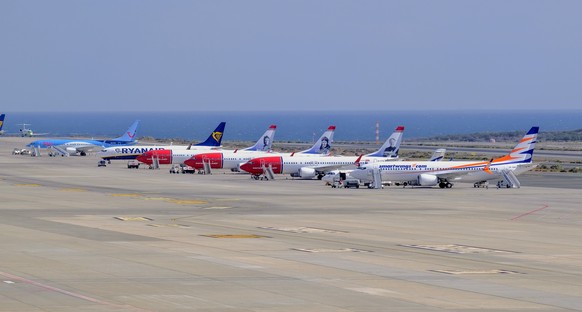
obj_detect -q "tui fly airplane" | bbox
[27,120,140,156]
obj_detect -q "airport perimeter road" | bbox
[1,138,582,311]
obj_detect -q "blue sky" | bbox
[1,1,581,112]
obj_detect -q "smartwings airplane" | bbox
[97,122,225,160]
[349,127,539,189]
[240,126,405,180]
[27,120,140,156]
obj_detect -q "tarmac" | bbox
[1,137,582,311]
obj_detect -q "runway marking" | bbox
[3,280,15,284]
[293,248,372,253]
[202,234,268,239]
[148,224,191,228]
[15,183,41,187]
[400,244,517,254]
[110,193,142,197]
[511,204,550,221]
[0,270,152,311]
[114,217,153,221]
[259,226,347,234]
[166,199,207,205]
[431,269,522,275]
[59,188,87,192]
[203,206,232,210]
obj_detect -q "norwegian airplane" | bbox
[182,125,337,171]
[96,122,225,160]
[239,126,405,180]
[349,127,539,189]
[182,125,278,171]
[137,123,281,166]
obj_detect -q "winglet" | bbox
[354,154,363,167]
[195,122,226,147]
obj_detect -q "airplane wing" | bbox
[74,144,101,153]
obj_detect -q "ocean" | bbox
[3,110,581,142]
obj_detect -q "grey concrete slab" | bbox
[1,137,581,311]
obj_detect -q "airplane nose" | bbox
[183,157,195,168]
[136,153,151,164]
[239,162,254,173]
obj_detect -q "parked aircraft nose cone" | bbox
[136,153,151,164]
[239,161,254,174]
[183,157,196,168]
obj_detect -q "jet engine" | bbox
[417,173,438,186]
[291,167,317,179]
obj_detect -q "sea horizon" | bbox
[3,110,581,142]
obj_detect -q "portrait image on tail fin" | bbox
[319,137,331,154]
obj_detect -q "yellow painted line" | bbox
[203,206,232,210]
[166,199,207,205]
[142,197,171,201]
[114,217,153,221]
[202,234,269,239]
[110,193,142,197]
[15,183,41,187]
[60,188,87,192]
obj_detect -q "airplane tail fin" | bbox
[244,125,277,151]
[300,126,335,155]
[492,127,539,165]
[429,148,446,161]
[0,114,5,133]
[366,126,404,158]
[194,122,226,147]
[113,120,140,142]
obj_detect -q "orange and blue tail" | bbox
[492,126,539,165]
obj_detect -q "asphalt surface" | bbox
[1,137,582,311]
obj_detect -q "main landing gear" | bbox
[439,182,453,189]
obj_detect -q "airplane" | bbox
[97,122,226,160]
[181,125,277,172]
[137,124,335,166]
[349,127,539,189]
[239,126,405,180]
[321,148,447,185]
[137,124,276,166]
[0,114,5,135]
[27,120,140,156]
[18,123,49,137]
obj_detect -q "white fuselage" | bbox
[350,160,530,185]
[97,145,190,160]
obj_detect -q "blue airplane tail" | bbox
[112,120,140,142]
[194,122,226,147]
[0,114,5,133]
